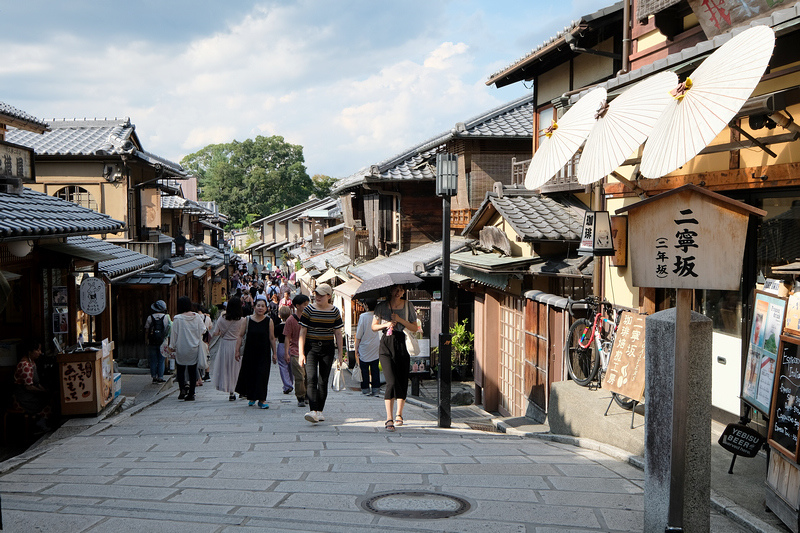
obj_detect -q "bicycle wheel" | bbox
[613,394,636,411]
[566,318,600,386]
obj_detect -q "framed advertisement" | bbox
[742,290,787,415]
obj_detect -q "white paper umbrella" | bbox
[525,87,607,189]
[640,25,775,179]
[577,71,679,185]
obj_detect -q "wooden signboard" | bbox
[743,290,787,415]
[768,335,800,461]
[609,215,627,267]
[604,311,647,402]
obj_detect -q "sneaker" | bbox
[178,390,186,400]
[229,393,236,401]
[361,389,370,395]
[304,411,319,423]
[316,411,325,421]
[203,373,211,382]
[184,395,195,401]
[297,399,306,407]
[155,378,166,383]
[258,402,269,409]
[152,378,159,384]
[248,400,256,407]
[283,387,293,395]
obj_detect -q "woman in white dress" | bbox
[211,296,246,401]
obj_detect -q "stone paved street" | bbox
[1,369,750,532]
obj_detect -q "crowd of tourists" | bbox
[141,264,419,430]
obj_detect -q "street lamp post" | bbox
[436,153,458,429]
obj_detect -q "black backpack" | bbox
[148,314,167,345]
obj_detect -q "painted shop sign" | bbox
[687,0,788,38]
[0,140,35,183]
[719,423,765,458]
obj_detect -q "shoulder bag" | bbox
[404,301,420,356]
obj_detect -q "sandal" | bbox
[385,420,395,432]
[395,415,403,427]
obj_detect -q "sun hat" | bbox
[151,300,167,313]
[314,283,333,296]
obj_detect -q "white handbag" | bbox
[404,302,420,356]
[351,364,363,383]
[332,360,345,391]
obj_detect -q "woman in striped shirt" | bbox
[298,283,343,423]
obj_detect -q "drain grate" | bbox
[465,420,503,433]
[360,491,471,519]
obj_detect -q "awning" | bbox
[115,272,177,286]
[199,220,224,233]
[455,265,509,291]
[450,250,540,273]
[316,268,339,284]
[169,259,205,276]
[40,242,117,263]
[193,268,207,279]
[529,256,593,279]
[334,278,362,299]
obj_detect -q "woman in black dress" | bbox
[235,297,277,408]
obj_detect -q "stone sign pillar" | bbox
[617,184,765,531]
[644,309,712,532]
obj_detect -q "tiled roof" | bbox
[0,187,125,239]
[8,118,137,156]
[7,118,186,177]
[347,237,471,282]
[463,188,587,242]
[486,2,623,88]
[65,236,157,278]
[252,196,332,226]
[332,94,534,194]
[0,102,49,133]
[115,272,177,286]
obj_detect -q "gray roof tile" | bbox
[66,236,157,278]
[0,102,49,132]
[0,187,125,239]
[465,189,587,242]
[348,237,471,281]
[7,118,186,177]
[333,94,534,194]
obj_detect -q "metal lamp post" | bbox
[436,152,458,429]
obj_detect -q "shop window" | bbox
[55,186,98,212]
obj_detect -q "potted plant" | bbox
[450,319,474,380]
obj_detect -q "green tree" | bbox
[182,136,315,226]
[311,174,337,198]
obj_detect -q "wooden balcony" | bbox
[451,209,477,230]
[511,155,587,193]
[344,226,377,262]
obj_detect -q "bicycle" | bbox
[565,296,636,411]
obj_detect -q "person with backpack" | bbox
[144,300,171,384]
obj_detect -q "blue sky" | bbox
[2,0,613,178]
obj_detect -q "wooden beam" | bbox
[605,160,800,197]
[621,132,798,166]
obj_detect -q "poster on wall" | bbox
[742,290,787,415]
[52,309,69,335]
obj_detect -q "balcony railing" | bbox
[451,208,477,230]
[511,155,586,193]
[344,226,377,262]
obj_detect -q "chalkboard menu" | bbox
[768,335,800,460]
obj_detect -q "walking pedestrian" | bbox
[372,285,418,431]
[355,298,381,396]
[235,296,277,408]
[143,300,170,384]
[275,305,294,394]
[298,283,344,424]
[167,296,207,401]
[279,290,293,311]
[211,296,245,401]
[284,294,309,407]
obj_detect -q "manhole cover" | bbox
[360,491,471,519]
